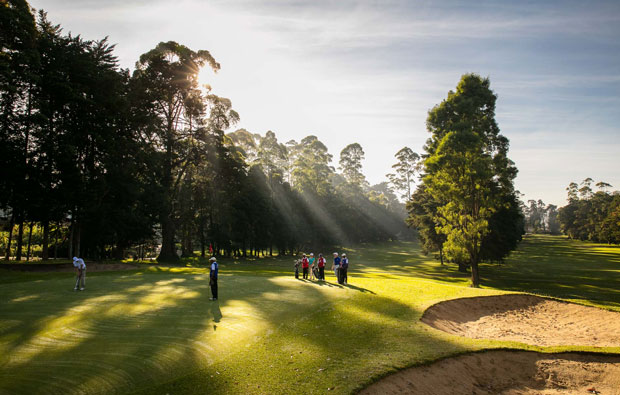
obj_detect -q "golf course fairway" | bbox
[1,234,619,394]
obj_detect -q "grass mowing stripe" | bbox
[1,234,618,394]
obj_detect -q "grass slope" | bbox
[0,234,618,394]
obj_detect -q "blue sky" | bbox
[29,0,620,206]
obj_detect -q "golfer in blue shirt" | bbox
[209,257,218,301]
[332,252,341,282]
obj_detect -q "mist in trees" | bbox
[5,1,556,271]
[522,199,561,235]
[220,132,412,255]
[0,0,410,261]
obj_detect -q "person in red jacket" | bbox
[301,254,310,279]
[317,253,326,281]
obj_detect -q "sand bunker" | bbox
[421,294,620,347]
[360,350,620,395]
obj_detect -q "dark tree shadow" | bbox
[209,301,222,326]
[343,283,376,294]
[0,265,468,395]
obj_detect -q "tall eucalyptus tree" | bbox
[132,41,220,261]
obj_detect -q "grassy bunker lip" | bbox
[420,294,620,347]
[359,350,620,395]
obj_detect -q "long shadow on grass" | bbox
[133,275,468,395]
[342,283,376,294]
[175,242,472,285]
[6,237,618,393]
[0,265,477,395]
[350,236,620,309]
[481,235,620,309]
[344,242,471,285]
[0,270,220,394]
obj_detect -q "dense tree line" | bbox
[0,0,408,261]
[224,131,411,257]
[406,74,524,287]
[522,199,560,234]
[558,178,620,244]
[1,2,154,260]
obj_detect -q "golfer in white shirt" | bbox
[73,257,86,291]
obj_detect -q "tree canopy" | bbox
[1,1,545,268]
[0,1,412,261]
[559,178,620,244]
[407,74,523,286]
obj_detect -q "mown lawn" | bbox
[482,234,620,308]
[0,234,618,394]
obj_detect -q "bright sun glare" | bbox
[197,67,214,93]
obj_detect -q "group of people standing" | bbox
[295,252,349,285]
[69,250,346,302]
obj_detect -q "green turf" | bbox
[482,234,620,308]
[0,234,618,394]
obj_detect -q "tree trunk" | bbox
[181,223,193,257]
[457,261,468,273]
[42,220,49,260]
[75,221,81,258]
[5,213,14,260]
[68,218,74,259]
[439,246,444,266]
[470,261,480,287]
[114,245,124,260]
[54,222,59,259]
[15,219,24,261]
[200,223,206,258]
[17,86,32,261]
[158,212,178,261]
[26,221,34,261]
[158,128,179,261]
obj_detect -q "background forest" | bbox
[1,1,619,269]
[0,1,412,261]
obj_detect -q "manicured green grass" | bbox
[0,235,618,394]
[481,234,620,308]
